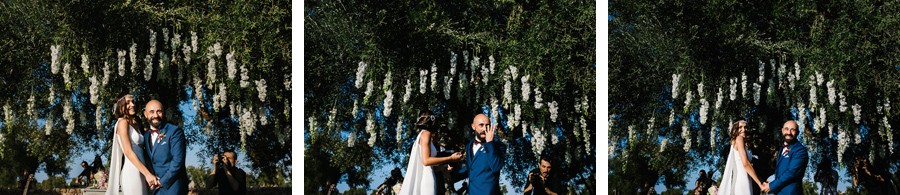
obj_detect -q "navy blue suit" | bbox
[144,122,188,195]
[455,139,506,195]
[769,141,808,195]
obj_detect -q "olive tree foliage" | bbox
[610,0,900,193]
[305,0,595,193]
[0,0,290,187]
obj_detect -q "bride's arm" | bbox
[116,120,156,180]
[734,135,763,187]
[419,130,460,166]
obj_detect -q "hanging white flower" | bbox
[794,62,801,84]
[827,80,836,105]
[816,71,824,86]
[431,63,438,92]
[213,42,222,58]
[158,52,168,80]
[117,49,127,76]
[258,107,268,126]
[172,33,181,54]
[854,129,862,144]
[575,97,583,114]
[697,82,705,98]
[419,69,428,94]
[669,109,675,126]
[551,128,558,145]
[347,131,357,147]
[608,134,616,156]
[488,55,496,75]
[699,98,709,124]
[510,104,521,129]
[182,43,192,65]
[758,60,766,83]
[534,88,544,109]
[741,72,748,98]
[852,104,862,124]
[63,63,72,86]
[584,122,591,154]
[227,51,236,80]
[192,73,203,110]
[240,65,250,88]
[45,118,53,135]
[2,103,10,123]
[81,53,90,74]
[353,61,367,89]
[450,51,457,75]
[522,75,531,102]
[217,84,227,110]
[729,78,737,101]
[503,78,512,104]
[839,92,848,112]
[660,138,669,153]
[531,125,546,159]
[149,29,157,55]
[48,84,56,105]
[753,83,762,105]
[579,116,587,138]
[510,65,519,81]
[383,71,393,90]
[715,87,723,110]
[50,45,61,74]
[403,79,412,103]
[671,74,681,99]
[95,105,103,133]
[351,99,359,118]
[89,76,100,105]
[206,48,217,82]
[144,55,153,81]
[364,80,374,103]
[884,116,893,154]
[443,76,453,100]
[646,117,655,137]
[64,100,74,134]
[816,107,827,133]
[777,63,786,80]
[383,89,394,117]
[366,113,377,147]
[129,43,138,73]
[809,85,817,112]
[162,28,169,46]
[684,91,693,110]
[549,101,559,122]
[884,98,891,114]
[491,97,500,124]
[253,79,266,102]
[190,31,198,53]
[477,57,489,85]
[682,122,691,151]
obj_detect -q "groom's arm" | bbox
[159,126,186,188]
[768,147,808,192]
[482,140,506,173]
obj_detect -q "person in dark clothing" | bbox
[206,149,246,195]
[523,155,563,195]
[374,168,404,195]
[76,161,93,185]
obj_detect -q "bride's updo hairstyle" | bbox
[415,110,438,131]
[729,118,748,142]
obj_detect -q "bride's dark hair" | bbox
[415,110,438,131]
[729,118,748,142]
[113,92,142,131]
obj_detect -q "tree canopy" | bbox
[610,0,899,194]
[0,0,291,187]
[305,0,595,194]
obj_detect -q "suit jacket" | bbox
[769,141,808,195]
[454,139,506,195]
[144,122,188,195]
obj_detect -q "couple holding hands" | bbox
[717,119,809,195]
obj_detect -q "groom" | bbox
[144,100,189,195]
[762,120,808,195]
[452,114,506,195]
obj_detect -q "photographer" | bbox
[523,155,562,195]
[206,149,246,195]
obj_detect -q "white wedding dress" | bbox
[717,142,753,195]
[106,118,150,195]
[397,131,438,195]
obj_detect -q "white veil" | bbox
[717,143,752,195]
[397,131,433,195]
[105,119,123,195]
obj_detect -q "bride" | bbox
[717,119,766,195]
[398,110,462,195]
[106,93,160,195]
